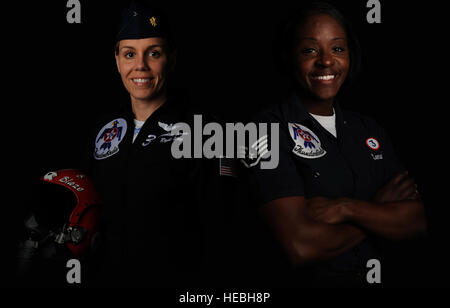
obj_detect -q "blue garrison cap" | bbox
[116,1,172,43]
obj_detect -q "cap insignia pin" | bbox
[149,16,157,27]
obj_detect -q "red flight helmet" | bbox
[39,169,101,258]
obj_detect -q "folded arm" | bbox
[261,196,366,266]
[261,172,427,266]
[307,172,427,241]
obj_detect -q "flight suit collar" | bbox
[287,93,346,144]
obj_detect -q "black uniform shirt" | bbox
[243,94,404,285]
[85,97,209,286]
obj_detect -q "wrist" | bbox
[339,198,360,222]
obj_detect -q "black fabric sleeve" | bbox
[242,115,305,205]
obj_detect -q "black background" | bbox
[3,0,448,291]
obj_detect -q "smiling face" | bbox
[292,13,350,103]
[115,37,174,103]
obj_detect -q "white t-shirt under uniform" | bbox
[133,119,145,143]
[309,110,337,138]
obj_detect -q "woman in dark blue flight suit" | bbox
[241,2,427,287]
[82,2,232,287]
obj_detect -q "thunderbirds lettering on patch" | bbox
[94,118,127,160]
[288,123,326,159]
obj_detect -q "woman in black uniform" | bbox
[83,1,215,287]
[242,2,426,287]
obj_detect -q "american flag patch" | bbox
[219,158,236,177]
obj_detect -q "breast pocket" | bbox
[293,153,354,199]
[347,136,385,199]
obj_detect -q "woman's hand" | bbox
[306,197,353,224]
[373,171,420,204]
